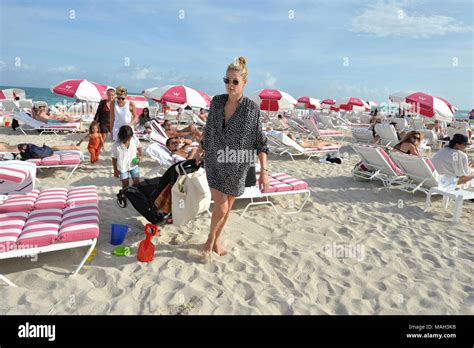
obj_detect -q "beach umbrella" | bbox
[390,91,454,122]
[251,89,297,112]
[366,100,379,109]
[320,98,339,111]
[51,79,112,102]
[335,97,370,112]
[142,85,211,109]
[126,95,149,115]
[297,96,321,109]
[0,88,26,100]
[436,96,458,114]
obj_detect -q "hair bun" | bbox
[238,56,247,66]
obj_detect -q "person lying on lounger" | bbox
[163,120,202,142]
[166,137,197,161]
[31,105,80,123]
[0,142,80,153]
[286,133,341,148]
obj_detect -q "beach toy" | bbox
[110,224,130,245]
[4,117,11,127]
[132,157,140,165]
[113,246,131,257]
[137,224,159,263]
[86,247,97,262]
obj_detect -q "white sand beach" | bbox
[0,126,472,315]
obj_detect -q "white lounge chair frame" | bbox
[13,112,81,136]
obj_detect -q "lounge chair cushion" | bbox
[60,153,81,165]
[17,208,62,247]
[34,188,68,209]
[0,190,40,213]
[379,149,404,175]
[67,186,98,206]
[58,203,100,242]
[38,154,62,166]
[0,167,29,184]
[425,159,436,173]
[0,212,28,249]
[271,173,309,190]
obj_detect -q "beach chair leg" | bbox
[19,126,27,136]
[284,190,311,214]
[241,199,277,217]
[0,274,18,287]
[66,164,79,180]
[70,239,97,277]
[452,196,463,223]
[424,190,434,211]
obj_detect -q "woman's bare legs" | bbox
[51,144,81,151]
[203,188,236,258]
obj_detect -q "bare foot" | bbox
[213,241,227,256]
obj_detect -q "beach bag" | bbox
[172,162,211,227]
[20,144,54,160]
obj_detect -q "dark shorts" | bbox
[99,123,111,133]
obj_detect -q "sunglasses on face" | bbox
[117,97,126,100]
[413,136,421,140]
[223,77,240,85]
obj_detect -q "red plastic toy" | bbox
[137,224,159,262]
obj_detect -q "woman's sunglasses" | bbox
[223,77,240,85]
[117,96,126,100]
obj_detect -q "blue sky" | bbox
[0,0,473,108]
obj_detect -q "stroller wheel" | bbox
[116,190,127,208]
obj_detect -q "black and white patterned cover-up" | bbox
[202,94,269,197]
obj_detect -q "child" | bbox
[112,125,143,189]
[77,121,103,163]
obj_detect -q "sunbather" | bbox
[163,120,202,141]
[0,142,79,153]
[137,107,152,134]
[393,131,423,156]
[32,105,80,123]
[432,134,474,185]
[166,137,198,161]
[286,133,340,148]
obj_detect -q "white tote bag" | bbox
[172,162,211,227]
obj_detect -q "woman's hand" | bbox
[259,172,269,192]
[114,169,120,178]
[194,151,202,166]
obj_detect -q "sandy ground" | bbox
[0,125,472,315]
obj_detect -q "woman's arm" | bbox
[94,100,103,123]
[77,134,90,146]
[129,102,139,126]
[109,102,115,130]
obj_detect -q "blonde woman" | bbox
[195,56,269,261]
[110,86,139,141]
[393,130,423,156]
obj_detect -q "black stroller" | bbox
[116,160,202,225]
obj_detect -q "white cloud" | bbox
[0,60,5,70]
[351,1,472,38]
[48,65,79,73]
[263,72,277,88]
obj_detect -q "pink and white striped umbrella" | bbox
[297,96,321,109]
[366,100,379,108]
[335,97,370,112]
[0,88,26,100]
[51,79,112,102]
[252,89,297,112]
[320,98,339,111]
[390,91,454,122]
[126,95,149,115]
[142,85,211,108]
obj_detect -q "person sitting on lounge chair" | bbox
[286,133,340,148]
[198,108,208,122]
[431,134,474,185]
[166,137,197,161]
[163,120,202,141]
[393,131,423,156]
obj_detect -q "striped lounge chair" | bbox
[0,161,99,287]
